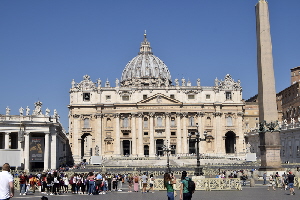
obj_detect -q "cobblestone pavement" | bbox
[12,183,298,200]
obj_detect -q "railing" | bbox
[13,177,241,191]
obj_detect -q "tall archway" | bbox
[81,133,92,159]
[225,131,236,154]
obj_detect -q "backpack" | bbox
[134,177,139,183]
[187,178,195,193]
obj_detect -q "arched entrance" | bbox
[225,131,236,153]
[81,133,92,159]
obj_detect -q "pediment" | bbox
[137,93,181,104]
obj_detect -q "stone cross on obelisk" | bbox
[256,0,283,172]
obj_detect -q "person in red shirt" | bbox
[19,172,27,195]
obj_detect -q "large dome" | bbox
[121,33,172,87]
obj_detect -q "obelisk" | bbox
[255,0,283,171]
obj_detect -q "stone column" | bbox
[131,113,137,156]
[24,132,30,171]
[114,114,121,156]
[197,112,205,153]
[176,113,182,154]
[149,112,155,157]
[182,113,188,154]
[138,113,143,157]
[95,114,103,156]
[44,132,50,170]
[50,127,57,169]
[72,115,81,163]
[214,112,222,153]
[4,132,10,149]
[165,113,171,144]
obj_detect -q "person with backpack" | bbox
[164,173,174,200]
[133,174,139,192]
[180,171,194,200]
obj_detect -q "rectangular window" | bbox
[206,94,210,100]
[171,132,176,136]
[106,95,111,100]
[84,118,90,128]
[83,93,90,101]
[188,95,195,99]
[226,92,232,100]
[122,96,129,101]
[123,132,129,136]
[143,95,147,100]
[123,117,129,128]
[144,132,148,135]
[170,94,175,99]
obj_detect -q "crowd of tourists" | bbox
[13,169,196,200]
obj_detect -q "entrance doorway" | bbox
[122,140,130,156]
[156,139,164,156]
[225,131,236,153]
[144,145,149,156]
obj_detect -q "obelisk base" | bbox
[258,131,284,174]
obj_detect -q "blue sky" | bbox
[1,0,299,130]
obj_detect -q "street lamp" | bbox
[162,140,175,173]
[189,123,207,176]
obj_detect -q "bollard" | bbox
[250,178,255,187]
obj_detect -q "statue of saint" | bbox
[215,78,219,86]
[71,79,76,88]
[246,142,251,153]
[5,106,10,115]
[181,78,186,86]
[197,78,201,87]
[45,108,50,116]
[19,107,24,116]
[97,78,101,87]
[26,106,30,116]
[115,78,119,87]
[175,78,179,86]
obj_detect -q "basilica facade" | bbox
[68,34,245,163]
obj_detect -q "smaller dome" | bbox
[121,33,172,86]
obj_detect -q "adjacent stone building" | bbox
[0,101,69,171]
[68,34,245,163]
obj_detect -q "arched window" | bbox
[106,118,112,127]
[171,117,176,127]
[157,116,162,127]
[206,117,211,126]
[143,118,148,128]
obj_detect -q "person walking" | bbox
[267,174,276,191]
[147,174,155,193]
[287,171,295,195]
[0,163,14,200]
[127,174,133,192]
[164,173,174,200]
[19,172,27,195]
[262,173,267,185]
[180,171,192,200]
[141,172,148,194]
[133,174,139,192]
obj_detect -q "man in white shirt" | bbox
[0,163,14,200]
[141,172,148,194]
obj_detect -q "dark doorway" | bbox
[144,145,149,156]
[123,140,130,156]
[156,139,164,156]
[189,139,196,154]
[225,131,236,153]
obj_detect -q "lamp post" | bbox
[189,123,207,176]
[162,140,174,173]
